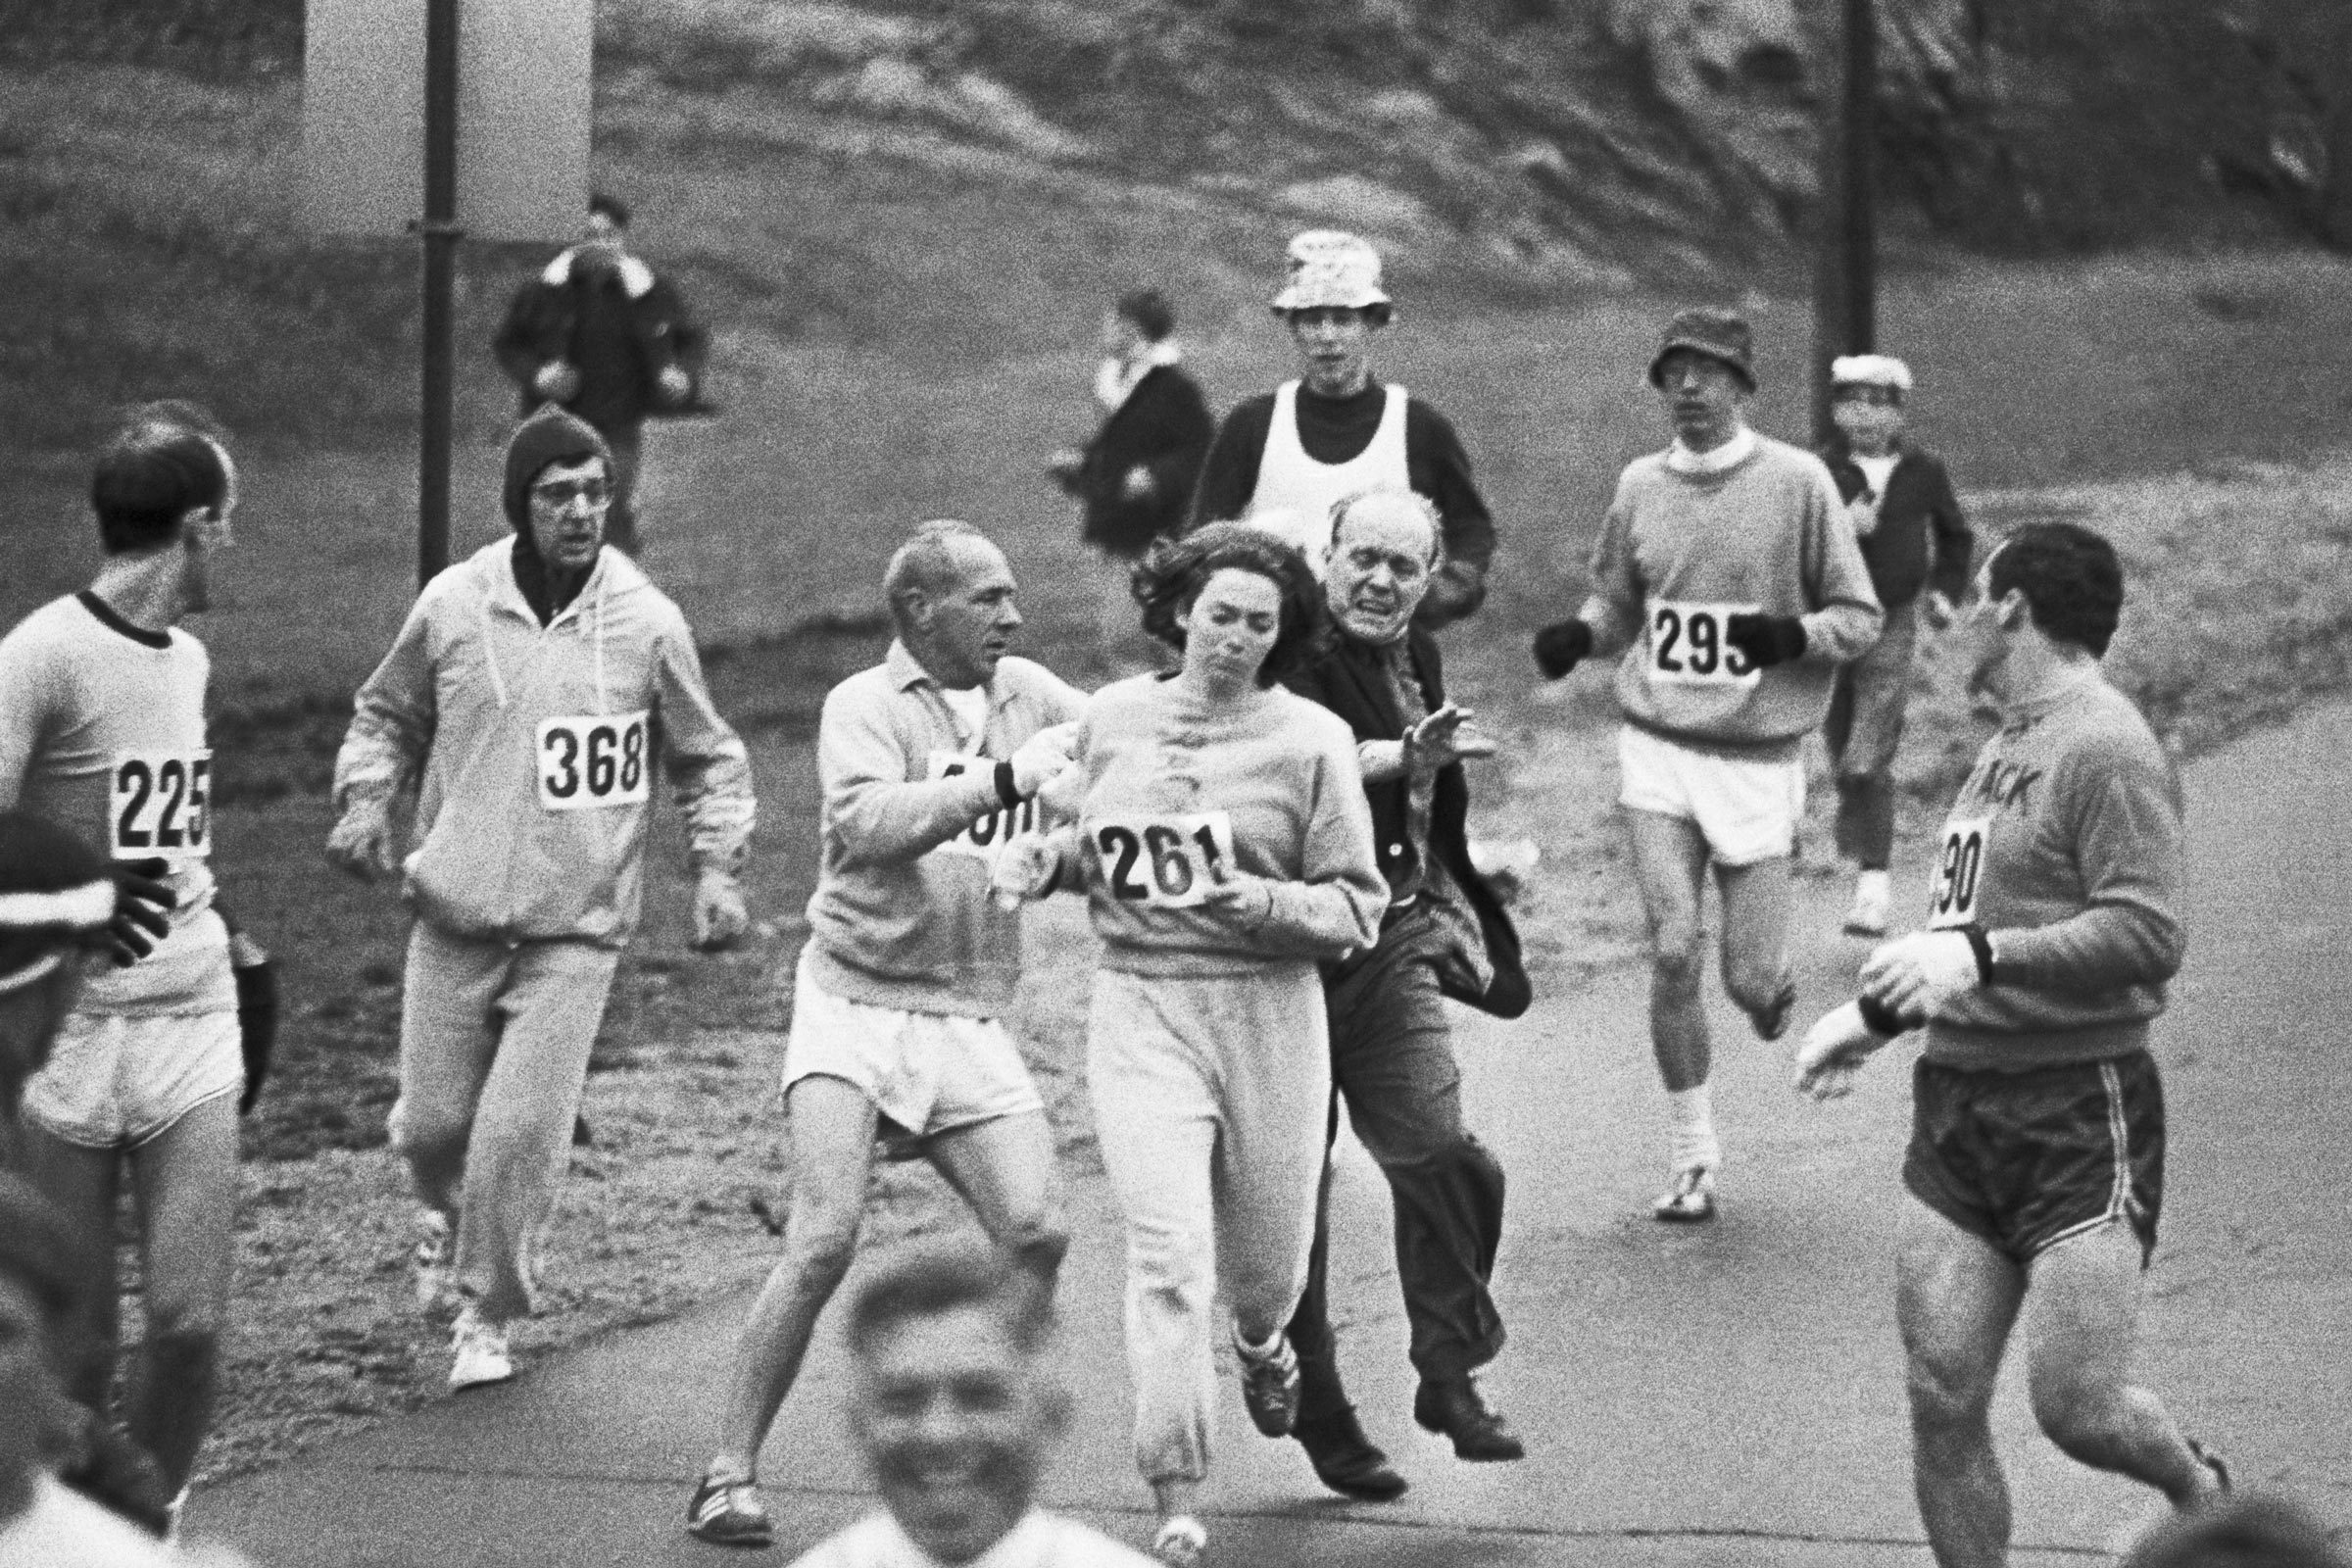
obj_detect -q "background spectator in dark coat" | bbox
[1050,288,1214,563]
[492,193,707,556]
[1817,353,1975,938]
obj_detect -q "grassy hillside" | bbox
[3,0,2346,469]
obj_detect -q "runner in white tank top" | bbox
[0,408,246,1503]
[1244,379,1411,564]
[1190,230,1499,626]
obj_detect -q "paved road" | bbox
[191,707,2352,1566]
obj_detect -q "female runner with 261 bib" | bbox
[994,523,1384,1566]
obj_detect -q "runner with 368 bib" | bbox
[329,407,756,1393]
[1532,309,1881,1223]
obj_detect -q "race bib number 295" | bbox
[537,711,650,811]
[1647,601,1760,688]
[112,750,210,859]
[1092,811,1236,909]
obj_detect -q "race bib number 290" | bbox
[1647,601,1760,688]
[537,711,650,811]
[1928,816,1990,929]
[111,750,210,859]
[1092,811,1236,908]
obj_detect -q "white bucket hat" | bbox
[1271,230,1391,314]
[1830,353,1914,395]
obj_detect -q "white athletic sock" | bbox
[1856,869,1891,901]
[1234,1323,1288,1361]
[1667,1085,1719,1173]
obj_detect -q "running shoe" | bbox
[685,1470,775,1548]
[1747,978,1799,1043]
[1842,877,1890,937]
[1232,1324,1301,1438]
[1151,1514,1207,1567]
[1651,1165,1717,1223]
[413,1208,454,1314]
[448,1306,514,1391]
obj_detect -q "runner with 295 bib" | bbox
[1531,309,1882,1223]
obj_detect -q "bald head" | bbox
[884,520,1023,688]
[1324,490,1441,645]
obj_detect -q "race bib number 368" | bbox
[112,750,211,859]
[1928,816,1990,929]
[1092,811,1236,908]
[1647,601,1760,688]
[537,711,650,811]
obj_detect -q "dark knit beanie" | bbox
[0,810,114,987]
[501,406,612,532]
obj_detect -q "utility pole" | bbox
[416,0,462,588]
[1810,0,1877,444]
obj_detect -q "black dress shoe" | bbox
[1412,1378,1525,1462]
[1294,1408,1408,1500]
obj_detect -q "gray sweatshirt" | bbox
[1059,672,1384,977]
[1584,432,1883,755]
[1923,672,2185,1072]
[804,642,1085,1016]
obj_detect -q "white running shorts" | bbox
[20,1008,242,1149]
[781,946,1043,1141]
[1618,723,1805,866]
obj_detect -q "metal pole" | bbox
[1843,0,1877,357]
[417,0,462,588]
[1810,0,1876,444]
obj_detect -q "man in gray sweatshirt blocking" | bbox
[1795,522,2229,1568]
[687,520,1087,1549]
[1533,309,1881,1222]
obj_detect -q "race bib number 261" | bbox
[537,711,650,811]
[1092,811,1236,909]
[112,750,210,859]
[1647,601,1760,688]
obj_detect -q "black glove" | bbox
[59,1411,175,1538]
[233,949,278,1117]
[104,858,175,967]
[1532,618,1595,679]
[1725,612,1808,668]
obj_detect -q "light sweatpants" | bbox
[1086,962,1332,1485]
[388,920,620,1323]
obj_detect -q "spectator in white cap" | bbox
[1818,353,1974,937]
[1190,231,1495,626]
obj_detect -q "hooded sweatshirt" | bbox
[332,538,753,947]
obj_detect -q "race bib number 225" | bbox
[112,750,210,859]
[538,711,650,811]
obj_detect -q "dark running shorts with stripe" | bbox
[1903,1049,2164,1265]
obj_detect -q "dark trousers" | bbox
[1825,597,1920,869]
[1289,906,1506,1422]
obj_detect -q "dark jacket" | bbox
[1282,625,1531,1019]
[1819,438,1974,609]
[492,249,709,433]
[1076,364,1214,560]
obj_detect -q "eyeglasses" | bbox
[531,479,612,510]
